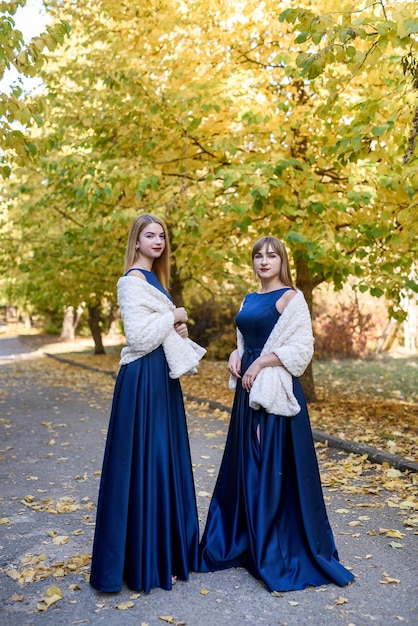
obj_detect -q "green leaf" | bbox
[402,19,418,35]
[370,287,384,297]
[295,32,310,44]
[296,52,311,68]
[372,125,387,137]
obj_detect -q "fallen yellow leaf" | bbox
[4,569,20,580]
[386,469,402,478]
[52,535,69,545]
[10,593,25,602]
[47,585,63,597]
[379,529,405,539]
[116,601,134,610]
[36,594,63,611]
[379,573,400,584]
[36,585,64,611]
[52,567,65,577]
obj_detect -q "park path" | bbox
[0,335,417,626]
[0,335,37,362]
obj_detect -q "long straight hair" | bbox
[124,214,171,290]
[251,236,295,288]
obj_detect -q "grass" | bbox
[313,354,418,404]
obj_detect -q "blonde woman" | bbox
[90,214,205,593]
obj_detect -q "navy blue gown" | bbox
[90,270,199,593]
[199,289,354,592]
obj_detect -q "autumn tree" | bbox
[0,0,69,175]
[1,0,417,389]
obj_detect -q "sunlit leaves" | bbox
[0,2,70,174]
[1,0,417,340]
[280,2,418,166]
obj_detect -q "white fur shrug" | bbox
[229,290,314,416]
[117,276,206,378]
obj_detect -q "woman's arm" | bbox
[241,352,283,391]
[228,348,242,378]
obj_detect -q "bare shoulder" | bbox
[275,288,297,314]
[125,268,146,280]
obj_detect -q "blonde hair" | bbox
[251,236,295,288]
[124,214,171,289]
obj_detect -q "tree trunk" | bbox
[60,305,84,340]
[88,305,105,355]
[375,318,399,354]
[61,306,76,340]
[295,256,321,403]
[106,303,119,337]
[401,290,417,352]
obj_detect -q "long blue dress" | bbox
[90,270,199,593]
[199,288,354,592]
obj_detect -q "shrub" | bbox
[188,296,237,360]
[313,287,388,359]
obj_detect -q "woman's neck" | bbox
[135,255,153,271]
[258,278,287,294]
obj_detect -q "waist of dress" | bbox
[244,347,262,356]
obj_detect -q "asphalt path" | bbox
[0,336,417,626]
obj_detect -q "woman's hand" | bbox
[174,322,189,339]
[241,359,263,392]
[228,349,242,378]
[173,306,188,325]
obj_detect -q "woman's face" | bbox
[137,222,166,261]
[253,244,281,280]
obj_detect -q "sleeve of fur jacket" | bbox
[117,276,206,377]
[161,331,207,379]
[265,290,314,378]
[118,276,176,356]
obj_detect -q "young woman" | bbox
[90,213,205,593]
[199,236,354,592]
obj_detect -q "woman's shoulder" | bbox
[275,288,297,313]
[123,267,147,279]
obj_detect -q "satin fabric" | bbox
[90,271,199,593]
[199,289,354,592]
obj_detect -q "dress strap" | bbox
[124,267,149,276]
